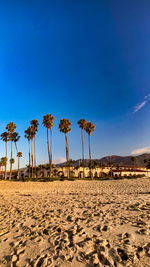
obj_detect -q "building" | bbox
[8,165,150,179]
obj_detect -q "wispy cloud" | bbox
[144,93,150,99]
[131,146,150,155]
[133,93,150,113]
[133,100,147,113]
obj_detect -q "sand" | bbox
[0,178,150,267]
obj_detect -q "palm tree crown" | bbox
[17,152,22,157]
[85,122,95,136]
[10,158,15,164]
[25,126,34,140]
[77,119,87,130]
[59,119,71,134]
[6,122,16,135]
[43,114,55,129]
[1,132,10,142]
[1,157,7,166]
[30,119,39,129]
[12,132,20,143]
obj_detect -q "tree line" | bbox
[0,115,95,180]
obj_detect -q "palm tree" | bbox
[43,114,55,177]
[9,158,15,179]
[85,122,95,177]
[30,119,39,178]
[85,122,95,161]
[99,162,105,177]
[0,132,9,180]
[12,132,21,179]
[59,118,71,178]
[77,119,87,178]
[27,126,34,178]
[0,157,6,179]
[2,157,7,179]
[25,127,33,178]
[6,122,16,180]
[17,152,22,180]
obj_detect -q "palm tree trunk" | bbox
[29,140,31,178]
[89,134,91,161]
[31,139,33,178]
[18,157,20,180]
[47,128,51,177]
[5,141,7,180]
[34,135,36,178]
[88,134,91,178]
[65,133,70,178]
[82,129,85,178]
[14,142,19,180]
[9,140,13,180]
[50,128,52,178]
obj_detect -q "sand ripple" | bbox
[0,178,150,267]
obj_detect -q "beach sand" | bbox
[0,178,150,267]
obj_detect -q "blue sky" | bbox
[0,0,150,168]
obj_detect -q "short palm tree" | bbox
[6,122,16,180]
[17,152,22,180]
[77,119,87,178]
[1,157,7,179]
[99,162,105,173]
[85,122,95,177]
[43,114,55,177]
[30,119,39,178]
[0,132,9,180]
[59,119,71,178]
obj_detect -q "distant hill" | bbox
[57,153,150,167]
[97,153,150,166]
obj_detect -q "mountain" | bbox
[97,154,150,166]
[57,153,150,167]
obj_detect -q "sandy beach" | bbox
[0,178,150,267]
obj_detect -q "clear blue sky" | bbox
[0,0,150,168]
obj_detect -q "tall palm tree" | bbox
[25,126,34,178]
[6,122,16,180]
[29,126,35,178]
[25,127,33,178]
[30,119,39,178]
[43,114,55,177]
[12,132,21,179]
[59,119,71,178]
[0,132,9,180]
[17,152,22,180]
[77,119,87,178]
[25,129,30,178]
[9,158,15,179]
[85,122,95,177]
